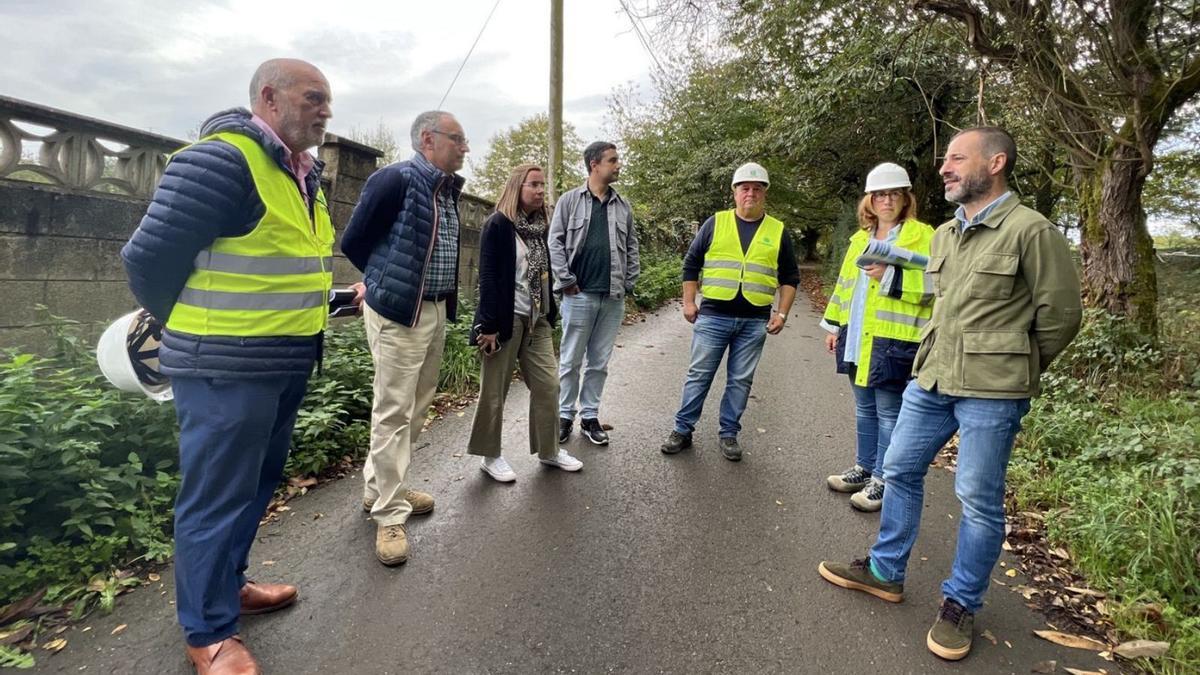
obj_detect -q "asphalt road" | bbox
[36,300,1111,674]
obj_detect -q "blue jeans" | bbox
[172,374,309,647]
[558,292,626,419]
[673,314,768,438]
[850,383,903,478]
[869,381,1031,614]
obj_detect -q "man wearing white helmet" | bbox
[660,162,799,461]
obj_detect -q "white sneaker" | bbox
[539,449,583,472]
[481,456,517,482]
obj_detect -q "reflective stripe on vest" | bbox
[700,210,783,306]
[821,219,936,386]
[166,131,334,338]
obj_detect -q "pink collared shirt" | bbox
[250,114,316,204]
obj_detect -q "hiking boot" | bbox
[927,598,974,661]
[660,430,693,454]
[558,417,573,444]
[580,418,609,445]
[481,456,517,482]
[540,449,584,472]
[817,557,904,603]
[720,436,742,462]
[850,476,885,512]
[362,490,434,515]
[827,465,870,493]
[375,523,409,566]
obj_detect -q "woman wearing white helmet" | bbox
[820,163,936,512]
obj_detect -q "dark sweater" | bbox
[682,213,801,319]
[473,212,558,343]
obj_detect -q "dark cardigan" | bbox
[472,211,558,344]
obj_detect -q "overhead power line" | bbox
[438,0,504,109]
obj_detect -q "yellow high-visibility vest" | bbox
[700,210,783,306]
[823,219,936,386]
[166,131,334,337]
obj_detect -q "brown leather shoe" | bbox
[186,635,260,675]
[362,490,434,515]
[239,581,297,615]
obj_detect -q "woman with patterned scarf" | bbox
[468,164,584,481]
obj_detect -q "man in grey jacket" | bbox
[548,141,640,446]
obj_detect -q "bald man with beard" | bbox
[122,58,337,674]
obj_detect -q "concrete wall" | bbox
[0,131,492,352]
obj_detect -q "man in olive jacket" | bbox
[818,127,1082,662]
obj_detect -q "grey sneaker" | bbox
[817,557,904,603]
[719,436,742,462]
[660,431,693,454]
[927,598,974,660]
[850,476,885,512]
[827,465,870,492]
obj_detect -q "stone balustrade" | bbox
[0,95,184,199]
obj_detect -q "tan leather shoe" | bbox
[376,523,409,566]
[362,490,434,515]
[239,581,297,615]
[186,635,260,675]
[405,489,434,515]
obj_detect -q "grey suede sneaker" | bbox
[817,557,904,603]
[927,598,974,661]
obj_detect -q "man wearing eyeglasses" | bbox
[341,110,468,566]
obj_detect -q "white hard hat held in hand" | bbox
[96,309,173,402]
[864,162,911,192]
[732,162,770,188]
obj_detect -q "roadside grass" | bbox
[1008,261,1200,673]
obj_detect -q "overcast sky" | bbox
[1,0,660,179]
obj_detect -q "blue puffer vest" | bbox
[121,108,327,379]
[352,153,465,326]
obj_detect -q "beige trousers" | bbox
[467,314,559,460]
[362,300,445,526]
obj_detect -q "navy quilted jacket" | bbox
[120,108,327,379]
[340,152,465,327]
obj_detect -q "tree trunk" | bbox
[1077,143,1159,336]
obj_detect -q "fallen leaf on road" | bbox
[43,637,67,652]
[1004,640,1013,648]
[1064,586,1106,598]
[1032,660,1057,673]
[0,625,34,646]
[1112,640,1170,660]
[1005,568,1018,577]
[1063,668,1107,675]
[81,627,92,633]
[148,573,160,582]
[287,476,317,489]
[456,412,464,417]
[110,624,126,636]
[313,513,323,521]
[261,560,276,566]
[277,506,291,512]
[1002,540,1013,551]
[757,428,766,433]
[1050,547,1071,560]
[452,453,462,458]
[981,629,997,645]
[775,500,783,506]
[1034,630,1107,651]
[454,476,464,481]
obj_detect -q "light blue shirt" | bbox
[955,191,1011,231]
[837,224,900,365]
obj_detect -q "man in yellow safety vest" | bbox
[660,163,799,461]
[121,58,338,675]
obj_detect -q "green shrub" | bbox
[632,254,684,309]
[1010,296,1200,672]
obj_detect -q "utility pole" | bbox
[548,0,563,204]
